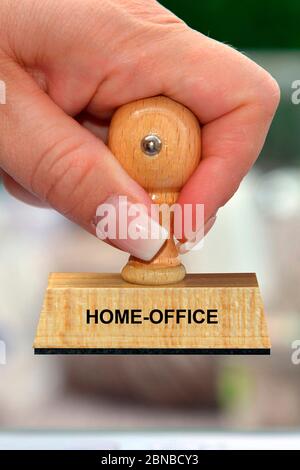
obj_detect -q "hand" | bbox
[0,0,280,259]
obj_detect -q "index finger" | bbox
[160,32,280,243]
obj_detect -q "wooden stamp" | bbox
[34,96,271,354]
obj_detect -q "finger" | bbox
[1,171,49,207]
[0,55,168,261]
[178,100,277,232]
[158,32,280,242]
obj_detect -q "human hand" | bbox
[0,0,280,259]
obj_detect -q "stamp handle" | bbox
[108,96,201,285]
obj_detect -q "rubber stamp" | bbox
[34,96,271,354]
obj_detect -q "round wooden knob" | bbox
[108,96,201,285]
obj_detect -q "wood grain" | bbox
[108,96,201,285]
[34,273,270,352]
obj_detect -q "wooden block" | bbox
[34,272,271,355]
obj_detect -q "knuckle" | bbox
[261,72,281,108]
[253,70,281,116]
[30,136,95,214]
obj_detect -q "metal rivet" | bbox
[141,134,162,157]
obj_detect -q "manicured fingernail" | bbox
[94,195,169,261]
[178,216,217,254]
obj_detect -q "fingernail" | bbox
[94,195,169,261]
[178,216,217,254]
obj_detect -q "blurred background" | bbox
[0,0,300,439]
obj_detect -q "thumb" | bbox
[0,57,167,261]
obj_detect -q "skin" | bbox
[0,0,280,251]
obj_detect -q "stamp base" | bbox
[33,273,271,355]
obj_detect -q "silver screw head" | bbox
[141,134,162,157]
